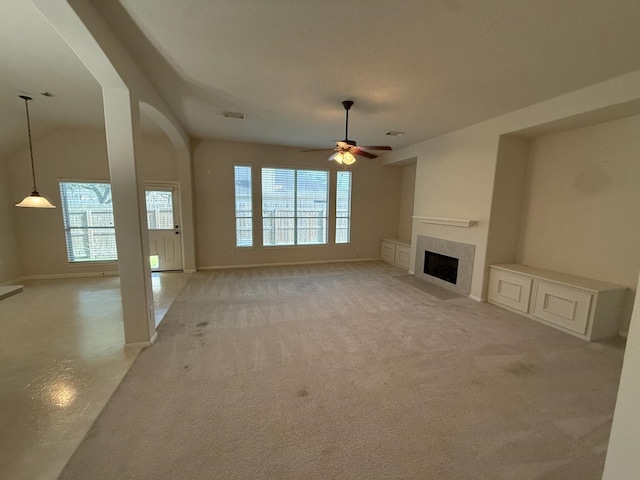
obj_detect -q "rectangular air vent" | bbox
[222,111,246,119]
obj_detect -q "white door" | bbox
[146,185,182,271]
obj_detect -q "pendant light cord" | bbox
[22,96,38,192]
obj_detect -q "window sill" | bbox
[68,261,118,267]
[261,243,331,249]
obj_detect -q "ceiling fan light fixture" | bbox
[15,95,56,209]
[330,151,344,164]
[329,151,356,166]
[342,151,356,165]
[312,100,391,164]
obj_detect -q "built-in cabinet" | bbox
[488,264,626,341]
[381,238,411,270]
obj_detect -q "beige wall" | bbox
[485,136,530,274]
[0,156,21,284]
[516,115,640,333]
[6,127,177,278]
[388,126,501,298]
[384,69,640,301]
[397,163,416,241]
[192,139,402,268]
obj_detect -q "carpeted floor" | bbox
[57,261,625,480]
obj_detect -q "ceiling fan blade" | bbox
[301,148,335,152]
[358,145,393,151]
[352,148,377,159]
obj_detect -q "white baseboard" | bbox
[198,257,380,271]
[408,270,415,275]
[125,331,157,349]
[9,269,193,282]
[19,271,119,281]
[183,269,197,273]
[0,285,24,301]
[469,295,486,303]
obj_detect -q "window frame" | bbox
[335,170,352,244]
[59,179,118,264]
[261,166,330,247]
[233,164,254,248]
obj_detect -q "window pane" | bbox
[261,168,329,246]
[59,182,117,262]
[145,190,174,230]
[234,165,253,247]
[298,217,328,245]
[236,218,253,247]
[234,166,252,217]
[262,168,295,217]
[262,217,295,246]
[296,170,328,216]
[336,217,350,244]
[336,170,352,244]
[296,170,328,244]
[262,168,296,246]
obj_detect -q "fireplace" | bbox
[424,251,459,284]
[414,235,475,296]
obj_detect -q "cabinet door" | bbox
[488,269,532,313]
[531,281,592,334]
[395,245,411,269]
[381,241,396,263]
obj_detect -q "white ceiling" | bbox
[2,0,640,156]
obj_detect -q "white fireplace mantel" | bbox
[412,216,478,228]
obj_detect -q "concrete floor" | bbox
[0,272,190,480]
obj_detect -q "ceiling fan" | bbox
[304,100,392,165]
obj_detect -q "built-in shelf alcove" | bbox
[487,106,640,334]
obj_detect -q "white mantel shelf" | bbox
[412,216,478,227]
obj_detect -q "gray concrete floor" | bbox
[0,272,190,480]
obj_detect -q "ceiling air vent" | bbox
[222,111,246,119]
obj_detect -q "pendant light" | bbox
[15,95,55,208]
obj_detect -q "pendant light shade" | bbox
[15,95,55,209]
[16,191,56,208]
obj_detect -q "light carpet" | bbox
[58,261,625,480]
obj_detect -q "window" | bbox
[59,181,117,262]
[234,165,253,247]
[145,189,175,230]
[335,170,352,244]
[262,168,328,246]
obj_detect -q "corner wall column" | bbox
[103,88,155,346]
[178,150,196,272]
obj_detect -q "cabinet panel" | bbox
[531,281,592,334]
[395,245,411,269]
[381,242,396,263]
[488,270,532,313]
[489,264,625,341]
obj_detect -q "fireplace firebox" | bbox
[424,251,459,285]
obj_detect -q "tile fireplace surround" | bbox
[414,235,475,296]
